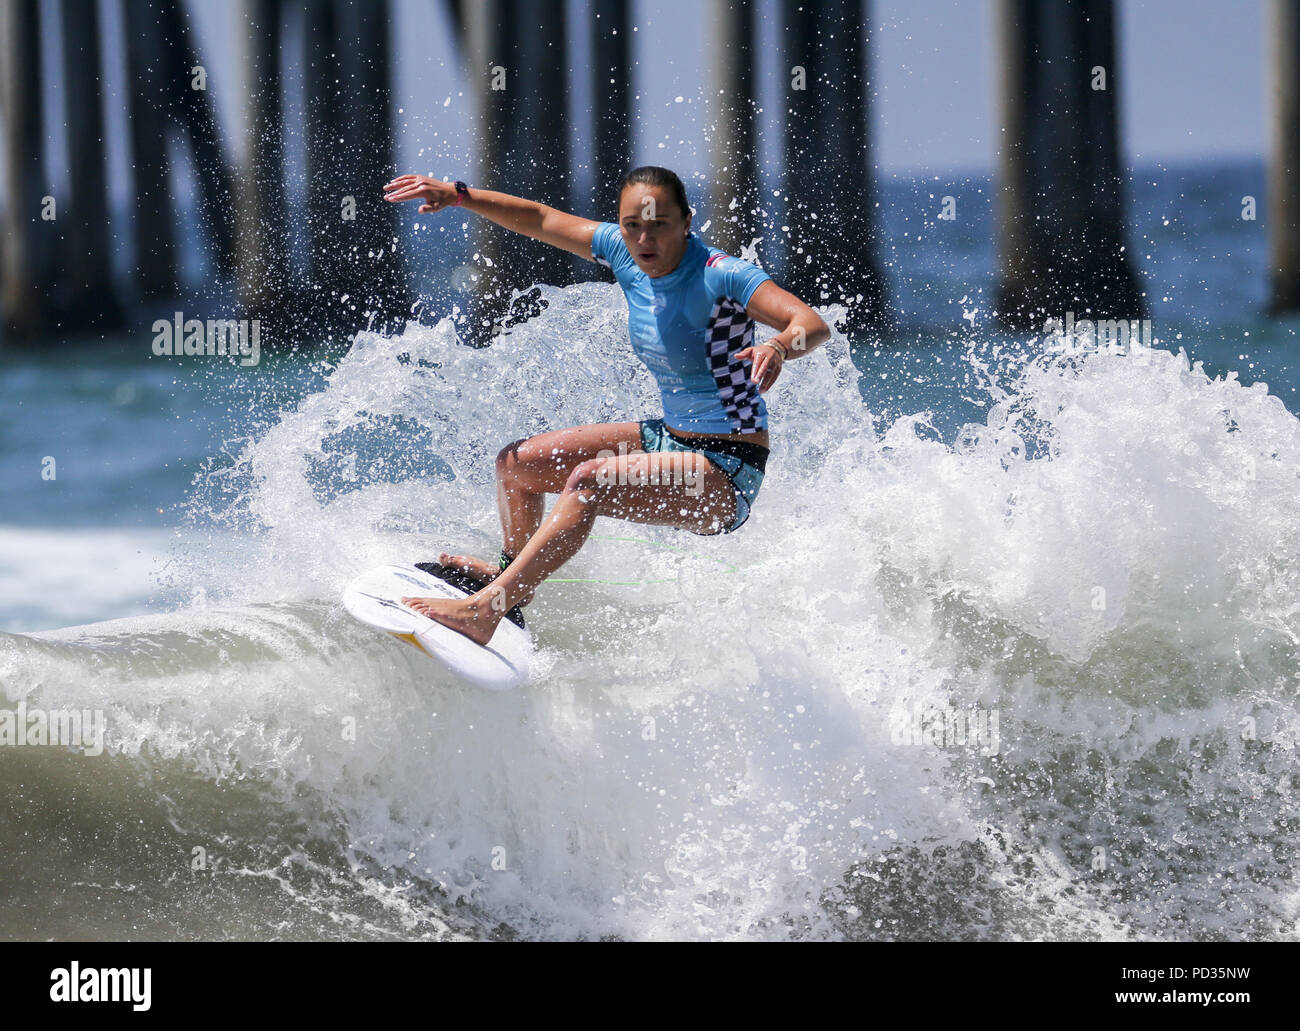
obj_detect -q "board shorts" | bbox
[637,418,769,534]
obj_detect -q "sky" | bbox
[4,0,1276,209]
[377,0,1269,179]
[869,0,1267,173]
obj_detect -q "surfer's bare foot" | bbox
[401,595,499,647]
[440,552,534,607]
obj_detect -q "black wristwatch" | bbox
[452,180,470,206]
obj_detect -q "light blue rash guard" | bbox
[590,222,773,435]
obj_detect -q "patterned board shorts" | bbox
[637,418,769,534]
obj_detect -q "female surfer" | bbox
[381,167,830,645]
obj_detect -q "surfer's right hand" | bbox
[383,174,457,214]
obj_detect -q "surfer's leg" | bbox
[576,448,741,535]
[403,450,735,644]
[494,422,645,557]
[433,422,647,611]
[481,450,737,611]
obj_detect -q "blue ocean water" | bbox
[1,159,1299,940]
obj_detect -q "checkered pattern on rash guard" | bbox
[706,297,763,432]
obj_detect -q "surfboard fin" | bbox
[413,562,527,630]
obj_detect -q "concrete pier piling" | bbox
[589,0,631,223]
[781,0,887,333]
[235,0,289,318]
[124,0,180,299]
[303,0,346,311]
[994,0,1144,328]
[59,0,125,331]
[0,0,59,338]
[708,0,760,259]
[1269,0,1300,313]
[345,0,401,322]
[155,0,236,278]
[462,0,574,343]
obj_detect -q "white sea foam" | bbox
[0,526,179,631]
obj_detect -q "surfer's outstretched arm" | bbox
[382,175,599,260]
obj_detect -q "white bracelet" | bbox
[763,340,788,360]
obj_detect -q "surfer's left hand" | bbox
[383,174,456,214]
[737,342,784,394]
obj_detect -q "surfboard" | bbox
[342,564,531,690]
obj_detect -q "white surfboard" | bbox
[342,564,531,690]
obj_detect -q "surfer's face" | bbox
[618,185,691,278]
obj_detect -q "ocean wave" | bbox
[3,287,1299,939]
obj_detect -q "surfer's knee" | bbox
[496,439,531,482]
[563,458,610,500]
[498,437,564,484]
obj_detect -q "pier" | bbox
[0,1,1294,345]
